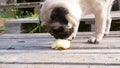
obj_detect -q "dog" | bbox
[40,0,114,44]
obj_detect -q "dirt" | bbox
[0,18,13,33]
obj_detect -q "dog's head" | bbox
[40,6,74,39]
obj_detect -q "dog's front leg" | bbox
[67,23,79,41]
[105,3,113,35]
[88,8,107,44]
[66,14,80,41]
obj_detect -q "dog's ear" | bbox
[50,7,68,24]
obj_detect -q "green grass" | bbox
[0,11,12,18]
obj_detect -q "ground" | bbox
[0,31,120,68]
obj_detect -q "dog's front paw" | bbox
[87,37,100,44]
[67,36,74,41]
[104,32,109,36]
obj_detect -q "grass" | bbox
[11,8,42,33]
[0,11,12,18]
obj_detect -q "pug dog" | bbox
[40,0,114,44]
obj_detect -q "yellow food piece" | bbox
[52,39,70,50]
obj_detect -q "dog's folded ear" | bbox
[50,7,68,23]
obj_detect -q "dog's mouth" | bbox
[49,27,73,39]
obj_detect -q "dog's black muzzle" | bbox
[48,27,73,39]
